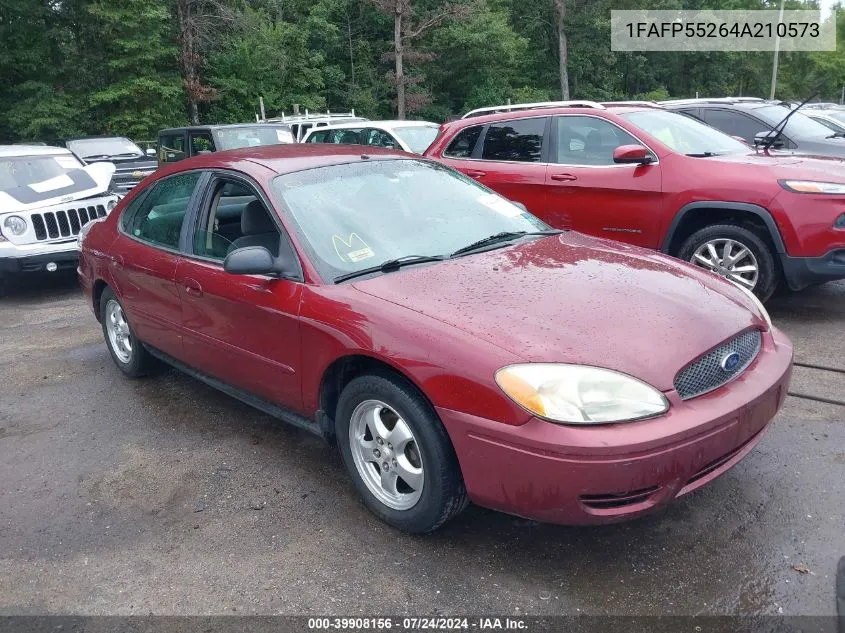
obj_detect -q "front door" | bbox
[544,115,663,248]
[175,172,304,412]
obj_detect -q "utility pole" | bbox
[259,96,266,121]
[841,85,844,105]
[770,0,786,100]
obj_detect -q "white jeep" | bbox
[0,145,119,295]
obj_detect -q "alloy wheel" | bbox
[348,399,424,511]
[105,299,133,364]
[690,238,759,290]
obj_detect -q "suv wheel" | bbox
[335,373,468,533]
[678,224,778,301]
[99,287,155,377]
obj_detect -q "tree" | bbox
[369,0,473,119]
[553,0,569,99]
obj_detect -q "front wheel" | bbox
[678,224,778,301]
[335,374,467,533]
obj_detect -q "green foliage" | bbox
[1,0,843,143]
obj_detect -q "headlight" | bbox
[779,180,845,194]
[736,284,772,330]
[2,215,27,236]
[495,364,669,424]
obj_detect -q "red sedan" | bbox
[77,145,793,533]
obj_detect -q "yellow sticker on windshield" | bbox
[333,233,375,263]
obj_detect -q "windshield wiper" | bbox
[333,255,446,283]
[450,230,563,258]
[81,154,112,160]
[111,152,143,158]
[826,132,845,139]
[685,152,720,157]
[761,88,820,151]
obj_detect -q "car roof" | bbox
[309,120,438,130]
[0,145,73,157]
[159,123,291,134]
[154,143,418,179]
[65,135,134,141]
[445,105,656,128]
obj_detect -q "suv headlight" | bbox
[495,364,669,424]
[779,180,845,194]
[3,215,27,236]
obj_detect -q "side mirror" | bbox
[613,144,654,165]
[754,131,784,149]
[146,148,156,157]
[224,246,278,276]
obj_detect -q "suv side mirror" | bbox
[146,148,156,157]
[223,246,296,277]
[613,144,654,165]
[754,131,784,149]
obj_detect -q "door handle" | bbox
[550,173,577,182]
[184,278,203,297]
[465,169,487,179]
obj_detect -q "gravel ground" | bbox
[0,273,843,621]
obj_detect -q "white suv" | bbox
[302,120,440,154]
[0,145,119,295]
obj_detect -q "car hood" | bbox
[709,151,845,181]
[0,161,115,212]
[353,233,765,392]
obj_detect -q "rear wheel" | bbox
[99,287,155,377]
[678,224,778,301]
[335,373,467,533]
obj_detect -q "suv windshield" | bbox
[67,137,143,159]
[272,159,549,281]
[393,125,439,153]
[621,110,749,156]
[215,125,294,150]
[752,104,839,139]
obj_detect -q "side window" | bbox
[555,116,641,166]
[363,129,398,149]
[702,109,769,143]
[332,129,363,144]
[190,132,215,155]
[481,118,546,163]
[118,190,150,234]
[290,124,300,140]
[125,172,200,250]
[443,125,483,158]
[159,133,186,163]
[193,179,280,261]
[307,130,330,143]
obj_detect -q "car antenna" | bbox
[761,87,821,152]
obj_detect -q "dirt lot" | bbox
[1,273,843,620]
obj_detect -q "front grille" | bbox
[30,205,107,241]
[674,330,762,400]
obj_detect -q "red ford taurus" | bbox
[77,145,793,533]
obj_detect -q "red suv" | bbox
[425,101,845,300]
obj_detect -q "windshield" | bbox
[271,159,549,281]
[0,154,83,190]
[621,110,749,156]
[393,125,439,153]
[752,104,835,139]
[215,125,294,150]
[820,110,845,125]
[67,137,143,159]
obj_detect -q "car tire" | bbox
[678,224,778,302]
[335,373,468,534]
[99,287,155,377]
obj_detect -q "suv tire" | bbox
[335,373,468,533]
[678,224,778,301]
[99,287,156,377]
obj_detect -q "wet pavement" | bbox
[0,273,843,619]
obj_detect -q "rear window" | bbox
[443,125,483,158]
[481,118,546,163]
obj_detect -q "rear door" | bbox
[544,115,662,247]
[441,117,550,213]
[175,171,304,411]
[111,171,204,359]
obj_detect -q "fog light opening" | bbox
[46,262,58,272]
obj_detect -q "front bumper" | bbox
[438,327,793,525]
[780,249,845,290]
[0,241,79,274]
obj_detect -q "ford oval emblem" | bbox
[720,352,741,372]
